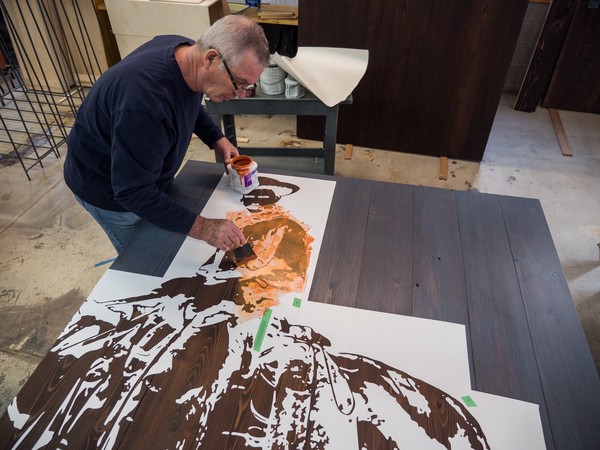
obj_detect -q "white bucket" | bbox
[285,75,305,99]
[227,155,259,194]
[260,62,286,95]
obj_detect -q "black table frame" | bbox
[205,92,352,175]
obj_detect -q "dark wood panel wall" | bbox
[542,0,600,113]
[515,0,578,112]
[298,0,529,161]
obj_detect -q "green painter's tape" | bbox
[461,395,477,407]
[293,298,302,308]
[253,308,273,352]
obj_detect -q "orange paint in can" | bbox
[228,155,259,193]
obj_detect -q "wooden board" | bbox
[500,195,600,449]
[515,0,578,112]
[355,181,413,315]
[548,108,573,156]
[542,0,600,113]
[297,0,529,161]
[456,191,554,448]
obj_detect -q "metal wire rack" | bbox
[0,0,102,180]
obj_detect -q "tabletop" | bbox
[1,161,599,449]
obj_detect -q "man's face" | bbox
[204,49,263,102]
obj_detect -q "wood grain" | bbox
[548,108,573,156]
[111,163,223,276]
[298,0,529,161]
[308,177,372,307]
[500,195,600,449]
[355,181,414,315]
[412,187,469,324]
[542,1,600,113]
[515,0,578,112]
[455,191,554,449]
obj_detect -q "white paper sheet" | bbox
[165,172,335,307]
[272,47,369,107]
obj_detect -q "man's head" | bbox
[194,15,270,101]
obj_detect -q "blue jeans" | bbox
[74,195,143,254]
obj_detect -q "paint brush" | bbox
[233,242,256,266]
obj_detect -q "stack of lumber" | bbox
[257,5,298,21]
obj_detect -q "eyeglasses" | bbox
[210,47,255,93]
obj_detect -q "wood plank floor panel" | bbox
[308,178,372,308]
[112,164,223,277]
[33,271,235,448]
[0,314,155,449]
[119,321,234,449]
[500,196,600,450]
[0,315,108,448]
[455,193,543,395]
[355,182,414,315]
[412,187,470,324]
[455,191,554,448]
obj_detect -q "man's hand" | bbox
[188,216,246,251]
[213,137,239,172]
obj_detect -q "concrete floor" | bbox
[0,93,599,414]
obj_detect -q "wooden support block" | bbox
[344,144,353,160]
[439,156,448,180]
[258,11,297,20]
[221,0,232,16]
[549,108,573,157]
[237,136,250,143]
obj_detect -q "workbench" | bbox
[1,161,599,449]
[206,92,352,175]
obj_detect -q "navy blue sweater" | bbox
[64,35,224,234]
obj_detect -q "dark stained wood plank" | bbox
[455,191,554,449]
[412,187,469,324]
[355,181,414,315]
[118,318,235,448]
[298,0,528,161]
[500,195,600,450]
[308,177,372,308]
[515,0,578,112]
[542,0,600,113]
[111,163,223,276]
[42,273,239,449]
[0,317,104,448]
[412,187,474,386]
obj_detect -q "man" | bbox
[64,15,270,254]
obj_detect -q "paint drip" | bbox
[227,155,259,194]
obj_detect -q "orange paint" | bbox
[230,155,254,184]
[227,205,313,313]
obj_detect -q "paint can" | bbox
[284,75,305,99]
[245,0,261,7]
[259,61,286,95]
[227,155,259,194]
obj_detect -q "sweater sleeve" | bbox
[194,103,225,149]
[110,110,197,234]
